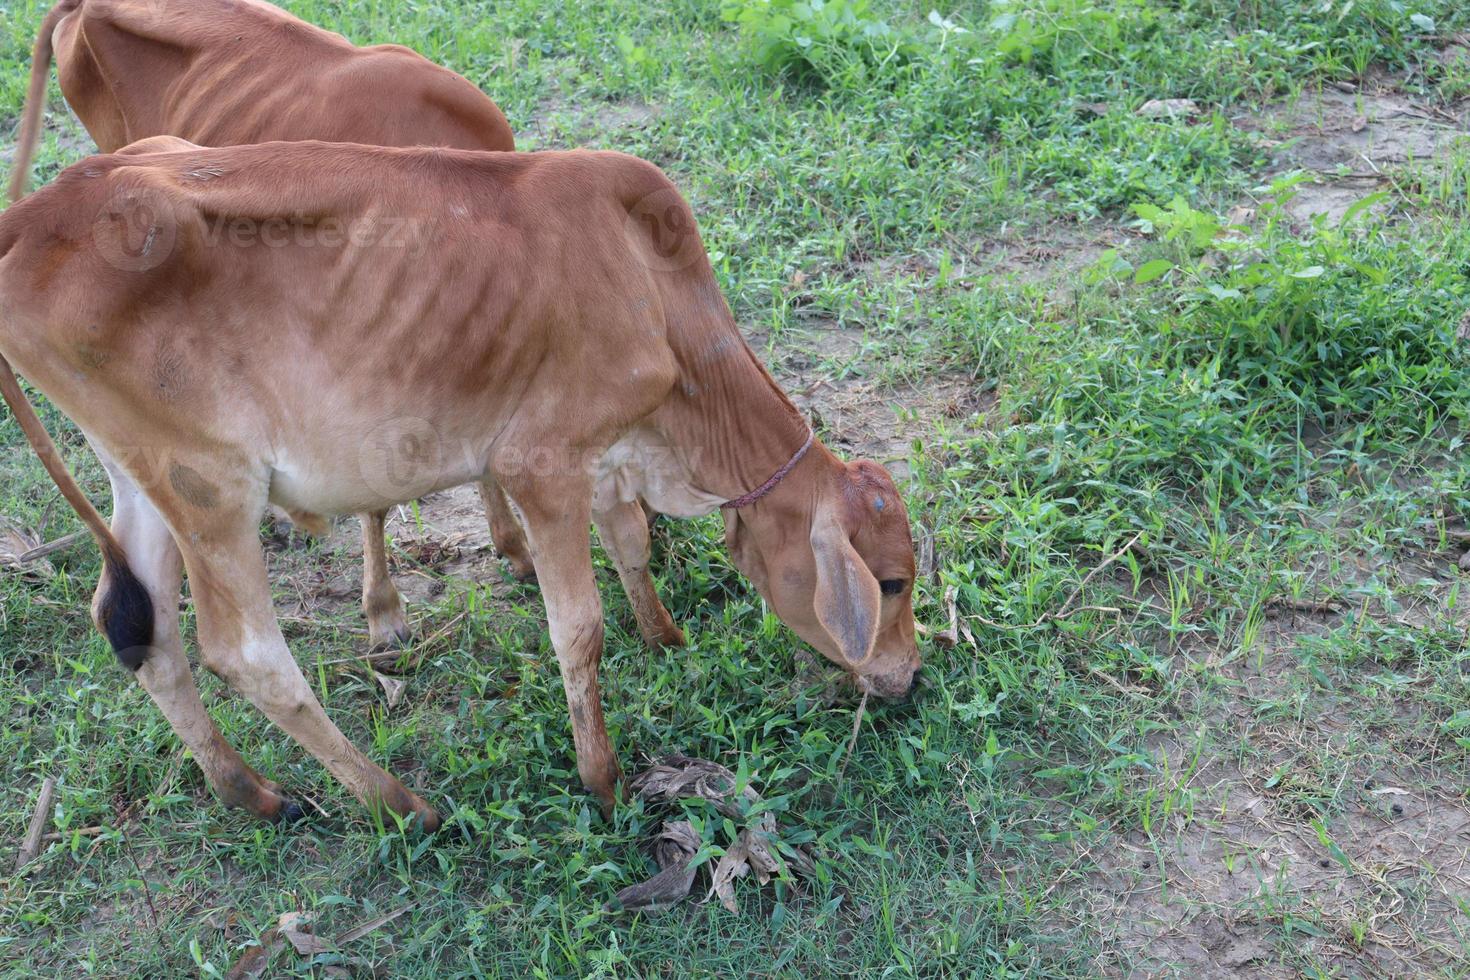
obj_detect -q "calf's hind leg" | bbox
[172,483,439,829]
[93,449,292,820]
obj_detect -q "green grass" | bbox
[3,0,1470,975]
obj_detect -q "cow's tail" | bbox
[0,354,153,668]
[8,1,80,203]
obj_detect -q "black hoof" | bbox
[276,800,308,824]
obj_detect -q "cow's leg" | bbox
[478,478,536,581]
[594,498,684,649]
[91,451,291,820]
[509,480,620,810]
[359,509,410,648]
[176,496,439,830]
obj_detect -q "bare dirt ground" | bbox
[1087,549,1470,977]
[1237,76,1468,226]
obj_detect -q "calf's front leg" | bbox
[512,485,621,810]
[594,498,684,649]
[478,478,536,581]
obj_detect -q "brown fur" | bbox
[0,142,921,825]
[7,0,532,654]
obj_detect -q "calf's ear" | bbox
[810,508,880,664]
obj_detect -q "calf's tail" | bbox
[0,354,153,668]
[8,1,81,202]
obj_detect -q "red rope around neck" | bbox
[721,429,815,510]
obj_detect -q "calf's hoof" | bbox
[504,555,537,583]
[586,771,625,822]
[218,769,297,824]
[399,797,442,833]
[274,799,308,825]
[367,615,412,651]
[374,787,442,833]
[645,623,686,649]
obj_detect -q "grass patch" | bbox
[3,0,1470,974]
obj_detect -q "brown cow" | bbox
[0,139,922,828]
[9,0,532,652]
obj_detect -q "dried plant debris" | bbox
[225,907,410,978]
[612,754,814,914]
[0,518,61,579]
[610,821,702,913]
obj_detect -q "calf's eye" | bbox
[879,579,906,596]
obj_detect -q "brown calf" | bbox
[0,140,922,828]
[9,0,530,651]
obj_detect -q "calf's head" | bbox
[725,457,921,698]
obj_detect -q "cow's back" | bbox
[0,144,650,441]
[53,0,514,153]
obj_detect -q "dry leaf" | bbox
[225,931,285,980]
[628,755,758,819]
[277,911,311,932]
[708,836,751,913]
[283,929,336,957]
[374,672,407,710]
[611,821,700,912]
[0,519,54,579]
[1136,98,1198,119]
[616,756,814,915]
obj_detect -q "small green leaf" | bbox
[1134,259,1173,283]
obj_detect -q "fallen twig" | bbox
[14,777,56,871]
[835,689,871,788]
[336,903,415,944]
[17,531,85,564]
[1266,596,1344,614]
[1056,531,1143,619]
[40,825,105,843]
